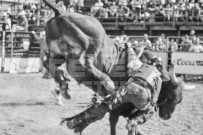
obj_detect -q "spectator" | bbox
[131,0,142,17]
[155,5,166,22]
[161,0,167,5]
[127,7,137,22]
[31,3,37,13]
[79,0,84,8]
[16,11,28,31]
[189,38,203,52]
[159,33,166,45]
[103,0,109,7]
[180,34,193,51]
[169,39,178,52]
[177,2,186,22]
[67,5,75,13]
[131,0,142,9]
[118,0,128,6]
[154,37,167,52]
[199,0,203,8]
[132,40,139,48]
[99,8,108,19]
[146,1,156,22]
[121,34,129,43]
[147,1,156,13]
[190,29,197,42]
[40,7,50,24]
[56,1,67,13]
[190,29,196,36]
[164,4,173,21]
[117,5,130,21]
[189,0,196,10]
[93,0,104,12]
[190,3,201,21]
[31,31,52,78]
[2,12,12,31]
[140,11,151,22]
[109,1,118,17]
[142,34,152,50]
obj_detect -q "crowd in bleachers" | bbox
[1,0,203,53]
[1,0,203,31]
[92,0,203,22]
[0,2,39,31]
[113,30,203,53]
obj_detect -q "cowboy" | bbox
[2,12,12,31]
[31,31,52,79]
[16,11,28,31]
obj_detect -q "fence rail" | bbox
[1,32,203,79]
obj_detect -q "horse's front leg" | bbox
[109,110,120,135]
[55,62,71,100]
[127,105,156,135]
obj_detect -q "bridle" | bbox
[156,92,175,106]
[156,98,168,106]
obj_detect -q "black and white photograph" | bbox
[0,0,203,135]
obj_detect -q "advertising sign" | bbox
[9,57,41,73]
[171,52,203,75]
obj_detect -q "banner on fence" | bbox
[171,52,203,75]
[151,52,168,70]
[9,57,41,73]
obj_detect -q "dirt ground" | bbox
[0,73,203,135]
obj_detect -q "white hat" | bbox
[18,11,26,16]
[41,31,46,36]
[134,40,138,45]
[2,12,8,16]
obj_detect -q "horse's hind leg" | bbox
[79,49,115,94]
[43,54,71,102]
[109,110,120,135]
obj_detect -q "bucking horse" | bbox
[41,0,195,134]
[42,0,146,105]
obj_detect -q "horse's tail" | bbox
[42,0,60,17]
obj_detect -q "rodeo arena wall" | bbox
[1,32,203,80]
[0,0,203,81]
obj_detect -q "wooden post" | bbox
[1,31,6,72]
[186,1,188,22]
[11,31,14,61]
[143,0,146,28]
[172,3,175,27]
[37,0,42,26]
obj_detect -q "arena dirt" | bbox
[0,73,203,135]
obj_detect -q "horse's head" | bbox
[157,63,195,120]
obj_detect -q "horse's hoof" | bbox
[61,89,71,100]
[55,101,64,106]
[102,78,115,93]
[51,90,58,98]
[66,119,75,129]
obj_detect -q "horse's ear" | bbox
[168,63,179,84]
[136,46,144,59]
